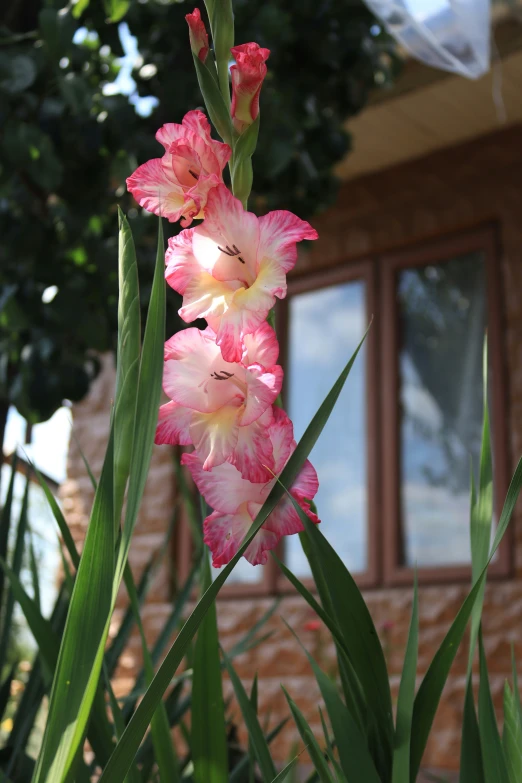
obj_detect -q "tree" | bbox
[0,0,398,446]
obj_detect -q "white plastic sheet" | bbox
[365,0,491,79]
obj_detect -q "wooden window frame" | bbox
[174,224,511,596]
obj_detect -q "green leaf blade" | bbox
[192,551,228,783]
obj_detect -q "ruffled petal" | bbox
[232,407,275,483]
[181,452,266,514]
[165,229,200,295]
[242,321,280,367]
[264,493,319,537]
[240,363,283,427]
[267,407,294,474]
[258,210,318,274]
[189,403,241,471]
[155,401,193,446]
[126,158,185,222]
[204,507,279,567]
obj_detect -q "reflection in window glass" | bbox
[286,281,368,576]
[212,557,262,585]
[398,253,486,567]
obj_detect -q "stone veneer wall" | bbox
[60,123,522,773]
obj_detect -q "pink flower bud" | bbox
[186,8,209,63]
[230,43,270,132]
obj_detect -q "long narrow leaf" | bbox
[282,688,334,783]
[0,476,29,668]
[460,680,484,783]
[410,456,522,780]
[222,647,277,781]
[124,566,179,783]
[279,487,393,778]
[503,681,522,783]
[113,209,141,526]
[192,550,228,783]
[0,458,18,614]
[284,620,380,783]
[392,575,419,783]
[117,216,166,582]
[31,429,115,783]
[478,633,510,783]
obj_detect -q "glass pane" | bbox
[398,252,486,567]
[212,559,263,585]
[285,280,368,576]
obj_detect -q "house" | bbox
[61,10,522,777]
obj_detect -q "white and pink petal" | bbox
[155,401,193,446]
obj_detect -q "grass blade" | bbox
[0,475,29,668]
[502,681,522,783]
[113,208,141,526]
[124,566,179,783]
[31,429,115,783]
[468,347,493,672]
[282,687,334,783]
[460,680,484,783]
[410,456,522,780]
[222,648,277,781]
[279,488,393,778]
[392,575,419,783]
[192,550,228,783]
[284,620,380,783]
[273,555,366,735]
[478,632,510,782]
[0,457,18,614]
[117,215,166,581]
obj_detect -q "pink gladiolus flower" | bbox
[230,43,270,133]
[182,407,320,566]
[185,8,209,63]
[155,322,283,482]
[165,183,318,362]
[126,110,231,227]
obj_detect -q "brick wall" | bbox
[61,123,522,774]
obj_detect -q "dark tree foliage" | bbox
[0,0,397,440]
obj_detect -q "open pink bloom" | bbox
[230,43,270,133]
[185,8,209,62]
[126,110,231,227]
[165,184,318,362]
[182,407,320,566]
[155,322,283,481]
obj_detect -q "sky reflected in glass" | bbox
[286,280,368,576]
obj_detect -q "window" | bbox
[277,226,509,590]
[176,226,510,594]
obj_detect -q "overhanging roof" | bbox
[338,16,522,180]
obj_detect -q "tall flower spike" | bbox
[186,8,209,63]
[182,407,320,566]
[155,323,283,482]
[230,43,270,133]
[126,110,231,227]
[165,183,318,362]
